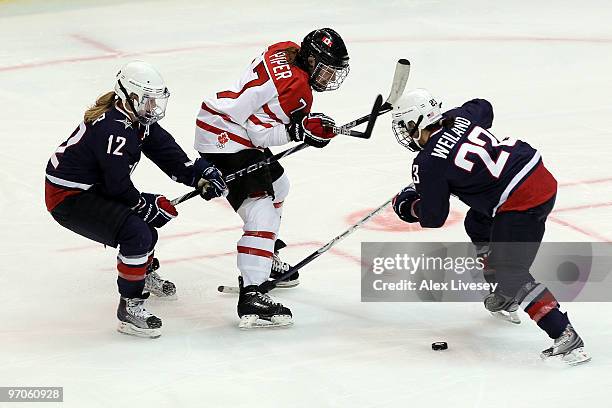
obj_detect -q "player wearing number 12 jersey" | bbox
[194,28,350,328]
[390,89,590,365]
[45,61,227,338]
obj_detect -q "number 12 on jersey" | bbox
[107,135,126,156]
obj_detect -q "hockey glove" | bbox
[287,112,336,148]
[133,193,178,228]
[392,184,420,223]
[193,158,228,201]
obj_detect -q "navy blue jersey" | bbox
[412,99,547,228]
[46,105,196,208]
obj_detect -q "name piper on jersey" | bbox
[431,117,471,159]
[269,51,292,80]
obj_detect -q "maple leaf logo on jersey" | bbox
[216,132,229,149]
[322,36,333,47]
[115,118,133,130]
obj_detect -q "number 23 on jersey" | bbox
[454,126,516,178]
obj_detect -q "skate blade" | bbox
[562,347,592,366]
[490,310,521,324]
[149,293,178,301]
[144,289,177,301]
[218,280,299,294]
[117,321,161,339]
[541,347,592,366]
[218,285,240,294]
[273,279,300,288]
[238,314,293,329]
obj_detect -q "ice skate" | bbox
[490,303,521,324]
[117,295,162,338]
[473,246,521,323]
[541,324,591,366]
[144,258,177,300]
[269,239,299,288]
[237,277,292,329]
[484,292,521,324]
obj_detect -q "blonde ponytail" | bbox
[84,91,116,123]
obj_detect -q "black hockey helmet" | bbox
[298,28,349,92]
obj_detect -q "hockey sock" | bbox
[519,282,567,338]
[117,252,148,298]
[537,309,570,339]
[117,276,146,298]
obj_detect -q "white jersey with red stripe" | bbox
[195,41,313,154]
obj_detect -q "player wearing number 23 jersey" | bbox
[394,95,556,227]
[390,89,590,365]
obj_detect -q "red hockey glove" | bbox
[287,113,336,148]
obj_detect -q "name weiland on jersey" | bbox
[269,51,293,80]
[431,116,472,159]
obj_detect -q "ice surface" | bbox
[1,0,612,406]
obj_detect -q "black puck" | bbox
[432,341,448,350]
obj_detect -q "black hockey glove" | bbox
[193,158,228,201]
[287,112,337,148]
[392,184,420,223]
[133,193,178,228]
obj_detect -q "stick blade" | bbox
[386,59,411,106]
[361,94,384,139]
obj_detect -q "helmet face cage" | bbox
[310,61,350,92]
[132,89,170,126]
[392,118,423,152]
[117,79,170,126]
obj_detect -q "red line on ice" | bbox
[69,34,121,55]
[158,241,362,266]
[98,241,362,272]
[547,215,611,242]
[558,176,612,187]
[552,201,612,213]
[0,40,264,72]
[3,35,612,72]
[57,225,242,252]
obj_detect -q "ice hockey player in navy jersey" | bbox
[45,61,227,338]
[390,88,590,365]
[194,28,349,328]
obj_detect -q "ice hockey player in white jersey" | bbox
[194,28,350,328]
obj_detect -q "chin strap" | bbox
[408,115,424,139]
[406,115,424,151]
[117,79,139,124]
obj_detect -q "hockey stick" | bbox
[171,95,384,206]
[333,59,410,138]
[330,126,368,138]
[172,59,409,206]
[217,195,395,294]
[170,143,309,206]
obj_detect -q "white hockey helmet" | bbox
[391,88,442,151]
[114,61,170,125]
